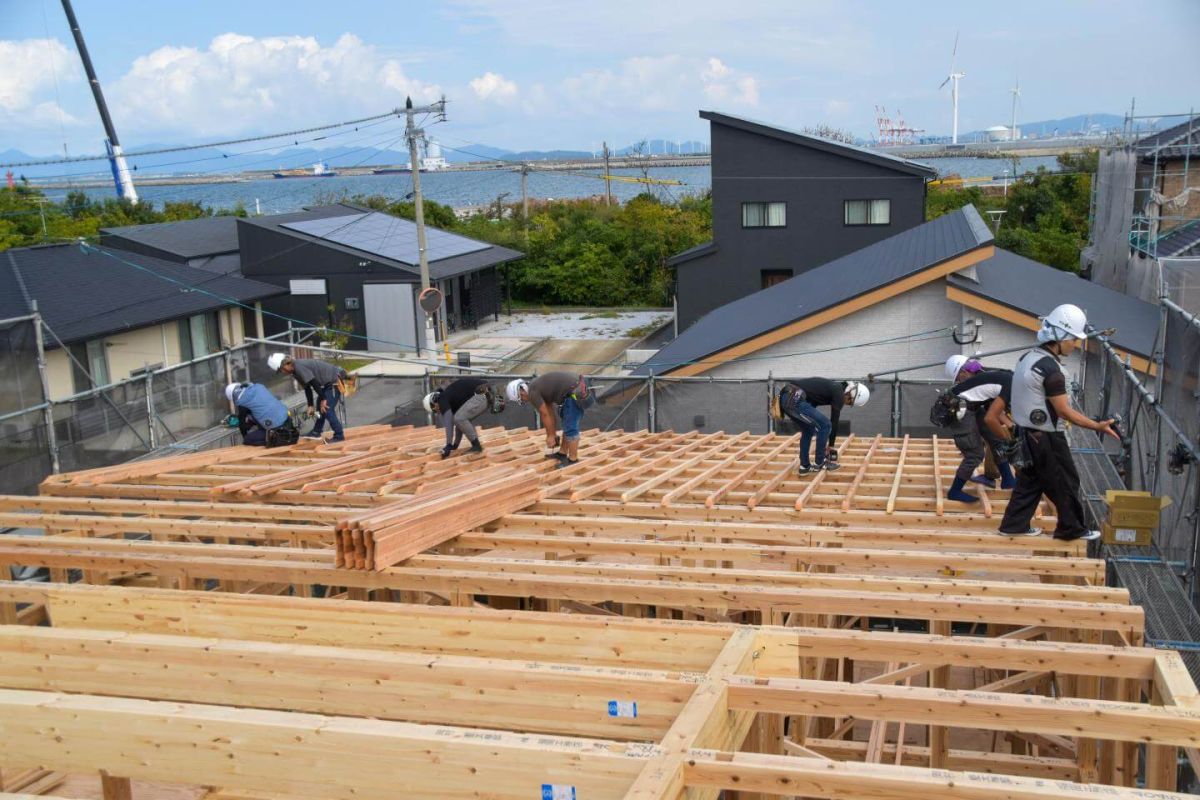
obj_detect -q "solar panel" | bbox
[281,212,489,265]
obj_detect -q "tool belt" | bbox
[266,418,300,448]
[929,391,966,429]
[336,371,357,398]
[774,384,805,420]
[568,374,596,409]
[478,383,506,414]
[997,427,1033,471]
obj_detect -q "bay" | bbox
[39,155,1061,214]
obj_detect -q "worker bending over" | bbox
[998,304,1119,541]
[507,372,593,468]
[779,378,870,474]
[268,353,347,443]
[225,382,299,447]
[942,355,1015,503]
[424,377,504,458]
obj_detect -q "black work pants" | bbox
[998,430,1087,538]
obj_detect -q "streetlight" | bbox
[1001,168,1010,197]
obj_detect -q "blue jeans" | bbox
[560,396,583,441]
[311,385,344,438]
[786,396,831,468]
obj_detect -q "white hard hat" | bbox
[1038,304,1088,343]
[422,391,438,414]
[267,352,287,371]
[846,381,870,408]
[506,379,528,404]
[945,355,969,381]
[224,382,241,403]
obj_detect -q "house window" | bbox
[761,269,793,289]
[178,312,221,361]
[69,339,110,393]
[844,199,891,226]
[742,202,786,228]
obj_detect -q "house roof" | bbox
[240,204,523,281]
[0,243,285,347]
[1153,221,1200,259]
[100,215,241,261]
[667,240,717,267]
[947,248,1160,360]
[700,110,938,178]
[635,205,994,376]
[1136,116,1200,161]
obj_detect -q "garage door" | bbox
[363,283,421,353]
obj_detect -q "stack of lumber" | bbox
[335,466,542,570]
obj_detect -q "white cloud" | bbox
[108,33,441,139]
[469,72,518,102]
[0,39,79,112]
[560,55,759,114]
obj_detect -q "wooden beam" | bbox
[886,434,909,514]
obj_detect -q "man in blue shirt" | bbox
[226,382,298,447]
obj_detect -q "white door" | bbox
[363,283,420,353]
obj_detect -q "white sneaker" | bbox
[999,527,1042,537]
[1054,530,1101,542]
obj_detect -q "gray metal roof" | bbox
[242,204,523,281]
[700,111,937,178]
[667,240,717,267]
[947,248,1159,359]
[1136,116,1200,161]
[636,205,993,374]
[0,243,285,347]
[100,215,241,260]
[1154,221,1200,259]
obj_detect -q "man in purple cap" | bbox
[942,355,1017,503]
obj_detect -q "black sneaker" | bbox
[797,465,813,476]
[1054,530,1101,542]
[999,527,1042,537]
[468,440,484,454]
[820,461,842,472]
[545,452,566,460]
[302,431,323,439]
[554,458,578,470]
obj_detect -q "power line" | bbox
[0,107,409,169]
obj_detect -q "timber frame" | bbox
[0,423,1197,799]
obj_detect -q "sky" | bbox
[2,0,1198,158]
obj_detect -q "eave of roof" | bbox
[667,241,717,266]
[700,110,937,178]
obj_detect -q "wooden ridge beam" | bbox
[0,689,647,800]
[683,751,1195,799]
[726,678,1200,746]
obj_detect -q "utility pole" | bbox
[33,198,49,239]
[519,163,530,223]
[60,0,137,204]
[602,141,612,206]
[405,94,447,356]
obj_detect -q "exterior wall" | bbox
[707,281,1038,381]
[45,349,74,401]
[1158,162,1200,232]
[674,122,928,330]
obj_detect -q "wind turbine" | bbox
[938,32,966,144]
[1009,77,1021,141]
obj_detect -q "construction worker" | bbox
[506,372,593,469]
[998,304,1119,541]
[778,379,870,475]
[941,355,1016,504]
[268,353,347,443]
[424,377,504,458]
[225,382,298,447]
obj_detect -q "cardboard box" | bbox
[1101,521,1153,546]
[1105,490,1171,527]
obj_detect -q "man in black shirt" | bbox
[779,378,870,474]
[944,356,1016,503]
[999,304,1119,540]
[424,377,500,458]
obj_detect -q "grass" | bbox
[581,310,621,320]
[335,358,375,373]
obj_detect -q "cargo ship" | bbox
[273,162,338,179]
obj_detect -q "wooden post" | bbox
[100,771,133,800]
[928,619,951,768]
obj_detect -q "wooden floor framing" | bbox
[0,424,1196,800]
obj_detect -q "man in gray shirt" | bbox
[507,372,588,468]
[272,355,346,442]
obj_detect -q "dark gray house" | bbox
[101,216,243,276]
[237,204,522,352]
[671,111,936,331]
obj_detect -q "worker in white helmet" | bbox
[424,377,504,458]
[224,382,298,447]
[507,372,593,468]
[268,353,347,442]
[998,304,1119,540]
[777,378,869,475]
